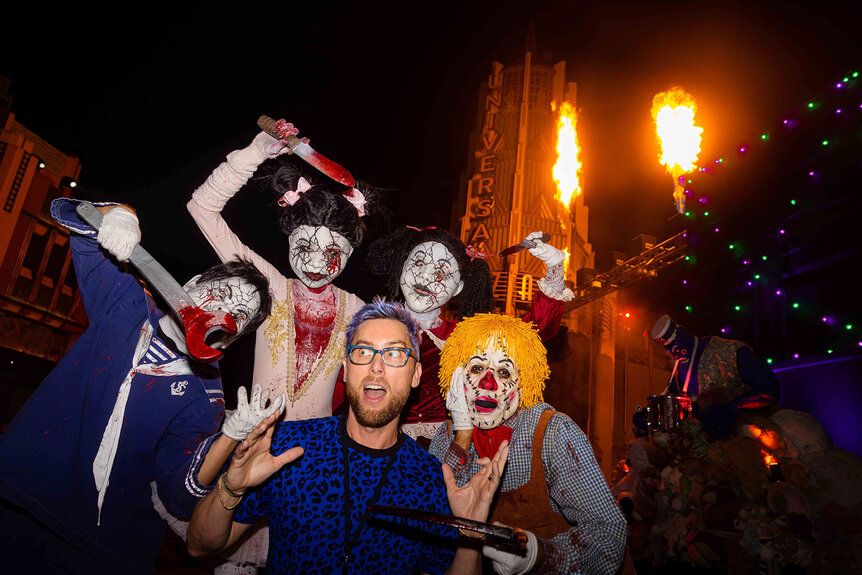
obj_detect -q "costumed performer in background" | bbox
[353,227,571,447]
[633,314,780,438]
[429,313,627,575]
[0,199,278,575]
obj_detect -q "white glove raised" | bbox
[221,383,286,441]
[483,529,539,575]
[446,366,473,431]
[97,207,140,261]
[525,231,565,268]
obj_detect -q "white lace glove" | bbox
[446,366,472,431]
[526,230,573,301]
[96,207,140,261]
[526,231,564,268]
[484,529,539,575]
[221,384,286,441]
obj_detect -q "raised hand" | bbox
[223,412,304,493]
[221,384,286,441]
[249,121,299,158]
[97,206,140,261]
[444,440,509,524]
[446,366,472,431]
[525,231,564,268]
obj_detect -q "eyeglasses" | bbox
[346,345,415,367]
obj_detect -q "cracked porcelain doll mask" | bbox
[399,241,464,314]
[461,346,521,429]
[288,225,354,289]
[182,275,261,348]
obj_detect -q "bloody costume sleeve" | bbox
[50,198,142,323]
[522,290,565,342]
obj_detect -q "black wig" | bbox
[364,227,495,319]
[254,154,381,248]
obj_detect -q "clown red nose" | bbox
[478,371,498,391]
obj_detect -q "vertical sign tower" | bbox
[455,34,593,315]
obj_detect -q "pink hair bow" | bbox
[405,225,437,232]
[278,177,312,207]
[343,188,366,217]
[465,245,490,261]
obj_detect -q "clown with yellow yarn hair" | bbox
[429,313,628,575]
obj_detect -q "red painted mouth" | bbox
[474,396,498,413]
[412,284,431,296]
[305,272,327,282]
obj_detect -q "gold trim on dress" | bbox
[262,279,349,403]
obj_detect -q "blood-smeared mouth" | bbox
[474,396,498,413]
[305,272,326,282]
[364,383,387,402]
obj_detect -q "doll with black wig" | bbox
[335,226,573,447]
[188,130,380,424]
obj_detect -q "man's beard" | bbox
[346,377,411,428]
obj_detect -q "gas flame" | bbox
[651,87,702,214]
[553,101,582,210]
[652,87,702,172]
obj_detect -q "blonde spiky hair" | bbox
[439,313,550,409]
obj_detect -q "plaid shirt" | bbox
[429,403,627,574]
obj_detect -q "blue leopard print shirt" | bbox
[234,416,457,574]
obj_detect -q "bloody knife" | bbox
[257,115,355,188]
[368,504,528,555]
[75,202,237,363]
[499,233,551,258]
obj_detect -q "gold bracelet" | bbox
[220,472,246,498]
[458,527,485,540]
[217,473,244,510]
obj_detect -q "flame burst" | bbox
[553,101,582,210]
[651,87,703,213]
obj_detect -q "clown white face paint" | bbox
[182,275,262,348]
[461,346,521,430]
[399,242,464,314]
[288,225,353,289]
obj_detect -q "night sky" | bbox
[2,1,859,292]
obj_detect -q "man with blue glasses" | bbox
[187,298,509,574]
